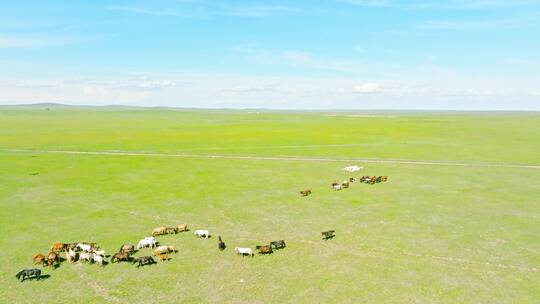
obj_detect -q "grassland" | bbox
[0,105,539,303]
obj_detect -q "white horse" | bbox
[194,230,209,238]
[234,247,254,257]
[333,184,343,190]
[76,243,95,252]
[79,252,93,263]
[92,253,105,265]
[66,248,77,263]
[137,238,157,249]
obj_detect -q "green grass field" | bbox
[1,105,539,303]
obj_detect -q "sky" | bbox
[1,0,539,110]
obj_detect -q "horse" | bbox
[119,244,135,254]
[234,247,254,257]
[152,227,167,236]
[165,227,178,234]
[137,237,157,249]
[256,245,273,255]
[15,269,42,282]
[92,253,106,266]
[194,229,209,238]
[341,181,350,188]
[47,251,59,267]
[77,243,98,252]
[153,245,177,255]
[133,256,156,267]
[322,230,336,240]
[65,248,77,263]
[32,253,46,266]
[93,250,106,257]
[300,189,312,197]
[333,184,343,190]
[79,252,93,263]
[270,240,286,250]
[218,236,226,251]
[50,242,66,253]
[177,223,189,232]
[111,252,132,263]
[154,252,170,262]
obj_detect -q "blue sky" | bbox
[1,0,539,110]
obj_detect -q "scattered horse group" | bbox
[18,223,297,281]
[18,168,363,282]
[359,175,389,185]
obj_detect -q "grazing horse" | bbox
[153,245,177,255]
[333,184,343,190]
[341,181,350,188]
[300,189,312,197]
[165,227,178,234]
[137,237,157,249]
[15,269,42,282]
[154,252,170,261]
[218,236,226,251]
[47,251,59,267]
[65,248,77,263]
[111,252,132,263]
[50,242,66,253]
[256,245,273,255]
[92,253,106,266]
[349,177,357,183]
[381,176,388,182]
[134,256,156,267]
[152,227,167,236]
[322,230,336,240]
[194,229,209,239]
[79,252,93,263]
[32,253,46,266]
[93,250,106,257]
[270,240,286,250]
[177,223,188,232]
[77,243,98,252]
[119,244,135,254]
[234,247,254,257]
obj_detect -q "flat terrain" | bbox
[1,106,539,303]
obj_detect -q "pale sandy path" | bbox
[2,148,540,169]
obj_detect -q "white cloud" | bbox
[224,84,277,93]
[334,83,382,94]
[0,36,67,49]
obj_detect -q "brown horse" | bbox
[153,252,170,261]
[177,223,188,232]
[47,251,59,267]
[256,245,273,255]
[32,253,46,266]
[152,227,167,236]
[50,242,66,253]
[111,252,132,263]
[299,189,312,197]
[119,244,135,254]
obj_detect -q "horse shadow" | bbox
[38,274,51,281]
[21,274,51,282]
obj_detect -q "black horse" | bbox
[218,236,226,251]
[134,256,156,268]
[322,230,336,240]
[15,269,42,282]
[270,240,286,250]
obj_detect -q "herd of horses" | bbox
[17,171,386,282]
[16,224,293,282]
[300,175,389,196]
